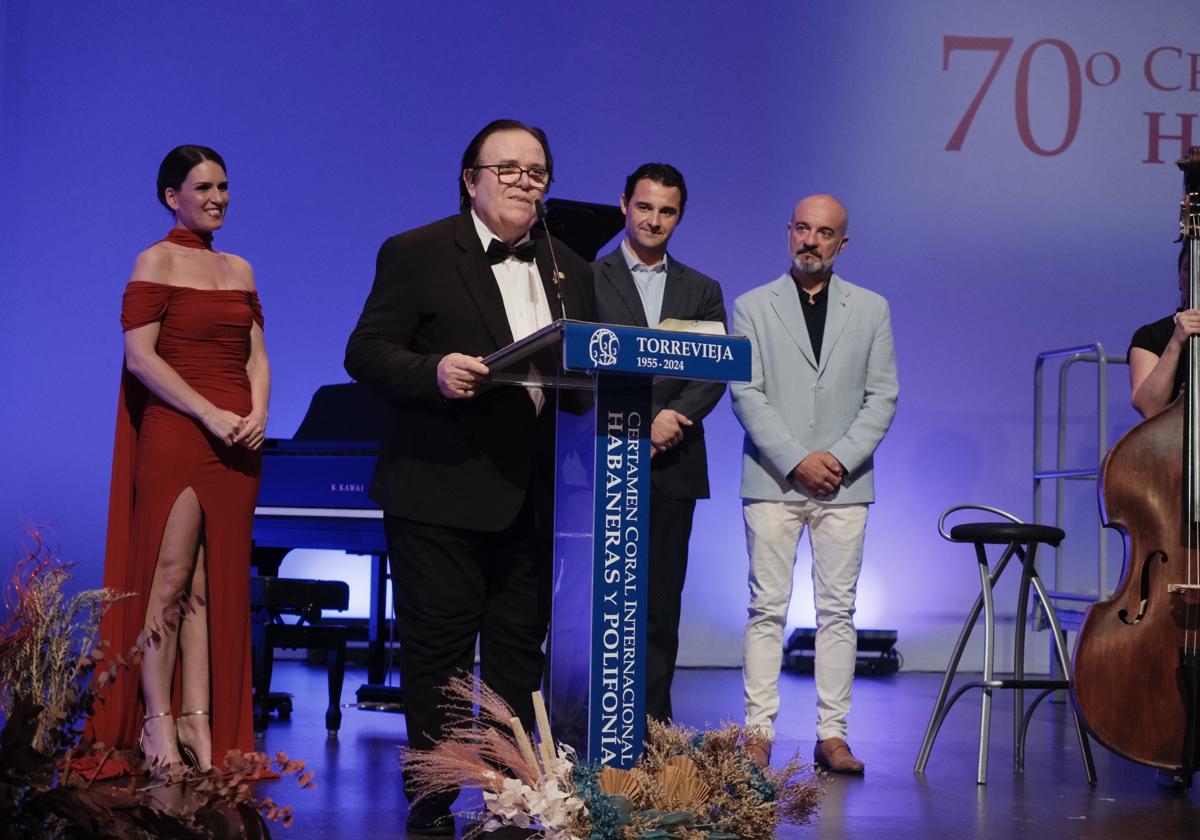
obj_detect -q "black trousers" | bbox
[645,486,697,724]
[385,495,551,804]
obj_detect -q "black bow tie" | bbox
[487,238,538,265]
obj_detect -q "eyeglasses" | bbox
[474,163,551,188]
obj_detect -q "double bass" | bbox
[1072,148,1200,775]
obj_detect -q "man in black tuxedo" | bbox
[592,163,726,724]
[345,119,596,834]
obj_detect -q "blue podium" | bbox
[485,319,750,768]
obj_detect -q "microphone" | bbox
[535,199,567,320]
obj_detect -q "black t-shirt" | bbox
[1129,312,1184,402]
[794,280,829,363]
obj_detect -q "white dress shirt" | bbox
[471,210,553,410]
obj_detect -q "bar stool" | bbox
[913,504,1096,784]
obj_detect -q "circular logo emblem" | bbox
[588,328,620,367]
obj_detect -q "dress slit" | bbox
[141,485,204,641]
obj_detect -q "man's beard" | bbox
[792,252,834,275]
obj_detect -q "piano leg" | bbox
[355,552,405,709]
[251,616,273,735]
[368,551,388,684]
[326,637,347,735]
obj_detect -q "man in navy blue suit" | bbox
[592,163,727,724]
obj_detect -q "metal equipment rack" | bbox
[1032,343,1129,632]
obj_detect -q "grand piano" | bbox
[251,198,624,696]
[251,382,394,685]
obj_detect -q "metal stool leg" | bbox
[915,587,986,772]
[1029,571,1098,784]
[976,542,997,785]
[1012,543,1033,772]
[915,544,1016,774]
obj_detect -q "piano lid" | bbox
[292,382,389,442]
[542,198,623,262]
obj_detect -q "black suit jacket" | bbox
[592,245,727,499]
[345,212,597,531]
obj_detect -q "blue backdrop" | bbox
[3,1,1197,671]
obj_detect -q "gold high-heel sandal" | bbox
[139,710,176,774]
[176,709,210,770]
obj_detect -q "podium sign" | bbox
[561,321,750,383]
[485,320,749,768]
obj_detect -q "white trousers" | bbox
[742,499,868,742]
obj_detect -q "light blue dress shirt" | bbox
[620,240,668,327]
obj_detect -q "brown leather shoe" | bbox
[745,736,772,769]
[814,737,865,774]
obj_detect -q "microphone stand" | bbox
[535,199,568,320]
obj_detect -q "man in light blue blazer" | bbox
[730,194,898,774]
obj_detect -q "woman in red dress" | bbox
[85,145,269,774]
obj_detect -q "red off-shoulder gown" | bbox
[81,279,264,776]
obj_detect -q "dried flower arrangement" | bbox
[0,531,314,839]
[402,675,823,840]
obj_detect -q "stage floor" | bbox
[255,663,1197,839]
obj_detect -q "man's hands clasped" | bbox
[790,451,845,498]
